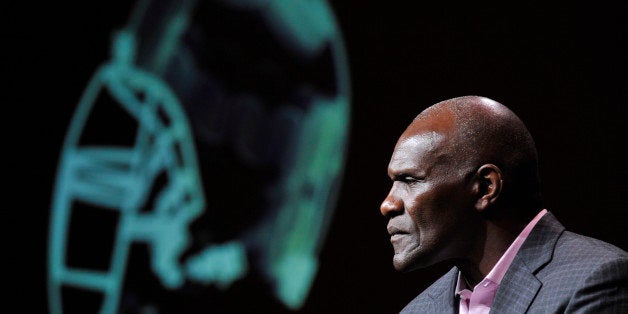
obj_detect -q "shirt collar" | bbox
[455,271,470,297]
[455,209,548,294]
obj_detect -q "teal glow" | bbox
[48,0,351,312]
[185,241,248,289]
[267,96,349,309]
[227,0,337,57]
[48,31,209,313]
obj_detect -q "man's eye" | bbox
[392,175,423,183]
[403,176,420,183]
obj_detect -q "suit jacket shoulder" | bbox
[493,212,628,313]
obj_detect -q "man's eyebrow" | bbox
[386,169,402,180]
[388,169,425,180]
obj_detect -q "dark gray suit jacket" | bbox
[400,212,628,313]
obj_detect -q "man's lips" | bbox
[387,225,408,236]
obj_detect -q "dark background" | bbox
[7,0,626,313]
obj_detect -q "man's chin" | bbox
[392,251,437,272]
[393,254,420,272]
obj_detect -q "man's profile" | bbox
[380,95,628,313]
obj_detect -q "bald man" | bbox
[381,96,628,313]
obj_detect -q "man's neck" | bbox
[453,218,527,287]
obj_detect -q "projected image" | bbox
[47,0,350,312]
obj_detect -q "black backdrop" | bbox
[8,0,626,313]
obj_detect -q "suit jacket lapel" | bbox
[490,212,565,313]
[427,267,459,313]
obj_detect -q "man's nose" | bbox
[380,190,403,217]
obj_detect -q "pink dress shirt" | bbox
[455,209,548,314]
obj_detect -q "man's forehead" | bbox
[388,105,457,172]
[389,131,446,169]
[395,131,445,152]
[407,106,456,135]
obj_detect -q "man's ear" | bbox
[473,164,503,212]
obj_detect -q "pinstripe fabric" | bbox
[400,212,628,313]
